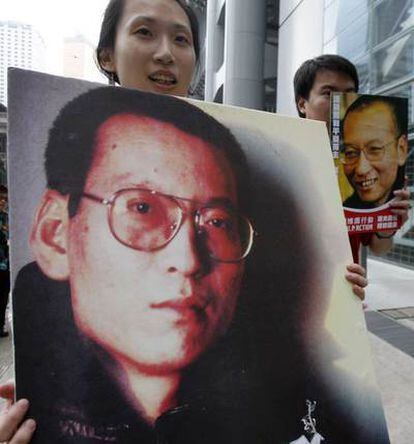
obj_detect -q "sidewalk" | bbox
[365,258,414,444]
[365,258,414,311]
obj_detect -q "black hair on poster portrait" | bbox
[8,69,390,444]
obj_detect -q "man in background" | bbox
[294,54,411,264]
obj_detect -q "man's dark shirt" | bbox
[343,191,379,209]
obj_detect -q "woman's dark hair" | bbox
[96,0,200,84]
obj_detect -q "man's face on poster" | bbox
[65,114,245,376]
[342,102,408,206]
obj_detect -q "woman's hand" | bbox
[0,399,35,443]
[345,263,367,300]
[0,382,35,443]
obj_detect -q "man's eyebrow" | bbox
[320,84,335,89]
[365,138,393,145]
[344,137,390,146]
[319,84,356,92]
[128,180,158,190]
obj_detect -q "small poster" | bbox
[8,69,390,443]
[330,92,408,234]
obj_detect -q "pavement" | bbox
[364,258,414,444]
[0,258,412,443]
[365,259,414,312]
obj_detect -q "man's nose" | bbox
[153,36,174,65]
[354,150,372,175]
[165,219,204,277]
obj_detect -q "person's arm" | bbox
[0,382,35,443]
[369,188,411,255]
[368,232,393,255]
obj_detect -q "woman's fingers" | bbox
[9,418,36,444]
[0,399,31,442]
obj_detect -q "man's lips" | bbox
[150,296,210,325]
[150,297,207,313]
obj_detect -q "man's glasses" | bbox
[82,188,254,263]
[339,136,399,166]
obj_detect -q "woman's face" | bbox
[101,0,196,96]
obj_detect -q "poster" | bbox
[330,92,408,234]
[8,69,389,443]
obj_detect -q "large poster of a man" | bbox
[8,69,389,443]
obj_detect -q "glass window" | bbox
[323,37,338,55]
[382,82,414,128]
[324,0,335,8]
[372,0,414,46]
[324,0,369,45]
[405,138,414,186]
[354,56,370,92]
[335,15,370,60]
[324,0,339,43]
[372,30,414,88]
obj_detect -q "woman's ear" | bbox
[397,134,408,166]
[30,190,70,281]
[98,47,116,73]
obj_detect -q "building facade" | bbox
[0,21,46,105]
[193,0,278,111]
